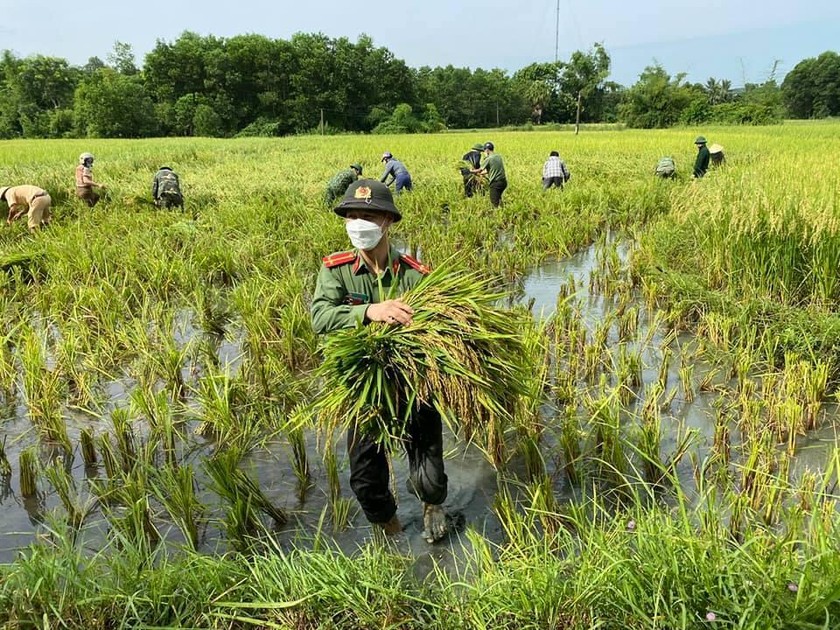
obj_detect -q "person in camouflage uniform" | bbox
[152,166,184,209]
[324,164,363,205]
[311,179,449,544]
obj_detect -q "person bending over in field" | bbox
[709,144,725,168]
[379,152,413,194]
[0,185,51,233]
[152,166,184,210]
[542,150,571,190]
[461,143,485,197]
[75,153,106,207]
[311,179,448,544]
[654,156,677,179]
[324,163,363,205]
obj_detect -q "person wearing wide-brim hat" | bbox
[0,184,52,232]
[311,178,449,544]
[709,143,726,167]
[693,136,711,178]
[461,143,485,197]
[324,163,364,205]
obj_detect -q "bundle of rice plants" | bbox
[313,266,536,462]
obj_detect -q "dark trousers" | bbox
[542,176,564,190]
[489,178,507,207]
[347,404,448,524]
[395,174,413,194]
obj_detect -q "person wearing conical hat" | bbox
[0,185,51,233]
[709,143,725,167]
[311,179,449,544]
[460,143,485,197]
[693,136,711,178]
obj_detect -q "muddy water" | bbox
[1,242,838,566]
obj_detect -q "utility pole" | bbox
[554,0,560,63]
[320,108,325,135]
[496,103,500,127]
[574,91,582,135]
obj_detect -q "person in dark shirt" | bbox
[379,152,413,193]
[693,136,711,178]
[460,143,484,197]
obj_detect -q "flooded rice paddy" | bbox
[0,239,837,565]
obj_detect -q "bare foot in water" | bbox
[422,503,447,543]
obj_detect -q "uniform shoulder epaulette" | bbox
[322,251,356,268]
[400,254,430,275]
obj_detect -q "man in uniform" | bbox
[693,136,711,178]
[472,142,507,207]
[0,185,51,232]
[460,143,484,197]
[152,166,184,209]
[75,153,106,207]
[379,152,413,193]
[324,164,363,205]
[311,179,448,544]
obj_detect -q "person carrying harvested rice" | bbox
[311,179,448,543]
[0,185,51,232]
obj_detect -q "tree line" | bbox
[0,32,838,139]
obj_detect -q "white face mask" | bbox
[346,218,385,251]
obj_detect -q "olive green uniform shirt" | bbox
[481,153,506,184]
[311,245,427,334]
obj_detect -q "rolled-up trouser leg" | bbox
[347,426,397,524]
[404,405,448,505]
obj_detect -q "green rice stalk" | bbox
[314,266,536,463]
[79,428,97,468]
[0,435,11,476]
[151,465,205,550]
[19,447,39,498]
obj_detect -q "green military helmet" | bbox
[471,143,485,151]
[335,178,402,222]
[350,163,363,175]
[694,136,707,145]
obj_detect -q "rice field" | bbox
[1,123,840,628]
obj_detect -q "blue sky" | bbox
[1,0,838,86]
